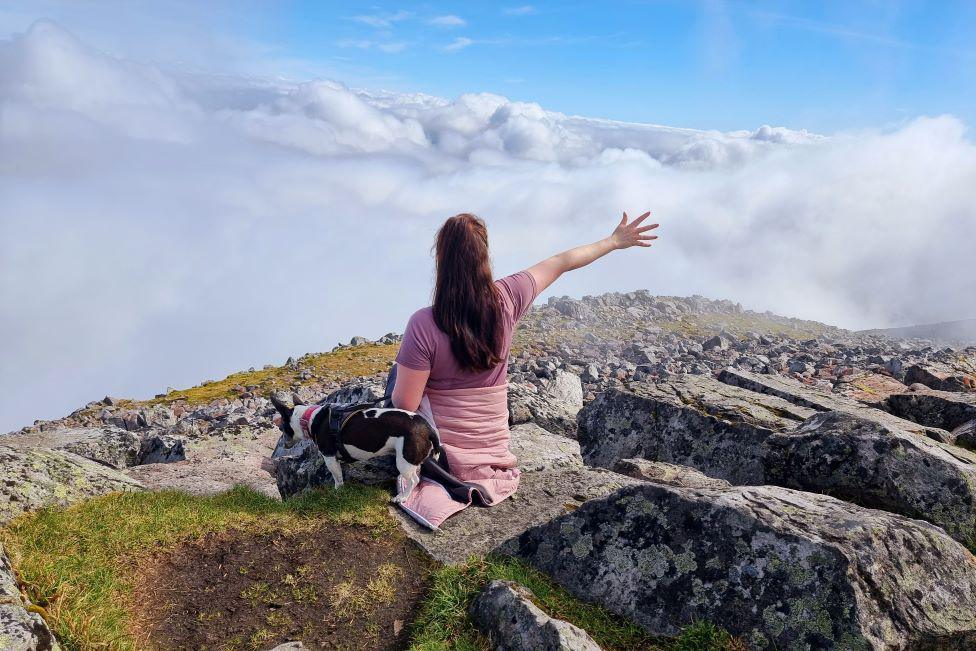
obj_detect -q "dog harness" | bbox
[298,395,394,464]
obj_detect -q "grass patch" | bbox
[146,342,399,407]
[6,486,743,651]
[408,556,742,651]
[0,484,395,650]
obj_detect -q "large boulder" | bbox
[6,426,185,469]
[885,390,976,446]
[717,368,950,441]
[763,411,976,549]
[579,377,976,549]
[905,364,976,393]
[503,482,976,650]
[577,377,814,484]
[59,427,141,468]
[1,543,60,650]
[469,580,603,651]
[393,423,641,564]
[0,446,143,524]
[509,370,584,437]
[138,433,186,464]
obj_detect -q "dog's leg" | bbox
[323,455,344,489]
[392,437,420,503]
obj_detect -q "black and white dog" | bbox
[270,394,441,503]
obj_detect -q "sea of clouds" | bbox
[2,20,974,431]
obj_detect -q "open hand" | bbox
[611,211,659,249]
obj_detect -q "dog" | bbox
[270,394,441,503]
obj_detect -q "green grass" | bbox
[0,485,395,650]
[408,556,743,651]
[4,486,743,651]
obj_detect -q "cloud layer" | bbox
[2,21,975,431]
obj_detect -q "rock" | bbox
[509,371,584,438]
[138,434,186,464]
[349,335,370,346]
[581,364,600,383]
[764,411,976,549]
[503,482,976,650]
[578,377,814,484]
[548,297,593,321]
[266,643,307,651]
[612,458,731,489]
[833,371,909,405]
[508,423,586,473]
[469,580,603,651]
[0,445,143,524]
[702,335,729,351]
[905,364,976,392]
[956,421,976,450]
[58,427,141,468]
[272,438,332,500]
[718,368,950,442]
[323,378,386,406]
[885,390,976,440]
[787,359,811,374]
[1,543,61,650]
[393,424,641,564]
[545,370,584,412]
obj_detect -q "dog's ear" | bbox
[269,392,294,421]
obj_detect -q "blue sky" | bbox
[2,1,975,132]
[2,2,975,431]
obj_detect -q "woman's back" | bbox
[395,271,538,390]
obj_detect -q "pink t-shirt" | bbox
[395,271,539,390]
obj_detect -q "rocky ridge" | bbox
[3,290,976,649]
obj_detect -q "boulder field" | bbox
[4,290,976,649]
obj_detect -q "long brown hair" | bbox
[432,214,504,372]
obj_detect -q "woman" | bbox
[391,211,658,529]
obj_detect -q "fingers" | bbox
[631,211,651,226]
[636,223,659,233]
[620,212,628,226]
[637,235,658,241]
[636,242,653,247]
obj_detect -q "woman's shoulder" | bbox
[494,270,539,320]
[407,305,434,323]
[405,306,438,336]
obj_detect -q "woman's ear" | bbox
[269,392,294,422]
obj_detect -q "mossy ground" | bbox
[148,343,400,407]
[0,485,395,650]
[2,486,742,651]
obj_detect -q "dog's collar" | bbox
[298,405,322,439]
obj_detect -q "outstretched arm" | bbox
[526,212,658,293]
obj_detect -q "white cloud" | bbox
[443,36,475,52]
[429,15,466,28]
[336,38,408,54]
[349,10,411,29]
[2,21,975,433]
[503,6,537,16]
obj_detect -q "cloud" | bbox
[429,15,466,28]
[503,6,537,16]
[443,36,475,52]
[2,21,975,433]
[336,38,408,53]
[349,10,411,29]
